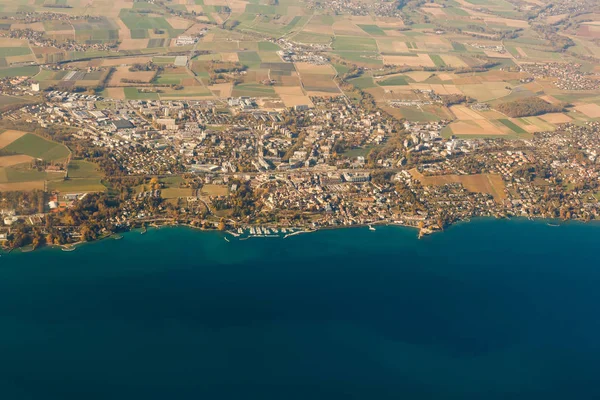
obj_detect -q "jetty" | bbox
[284,229,316,239]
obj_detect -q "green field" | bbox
[0,47,31,57]
[0,95,31,110]
[445,7,469,17]
[155,73,188,85]
[358,25,386,36]
[238,51,262,68]
[451,42,467,52]
[124,88,160,100]
[67,160,103,179]
[4,134,70,161]
[152,57,176,64]
[0,66,40,78]
[258,41,281,51]
[429,55,446,67]
[292,32,332,44]
[119,9,180,37]
[498,119,527,134]
[349,76,377,89]
[333,64,350,75]
[231,83,276,97]
[333,36,378,52]
[392,106,442,122]
[0,166,45,184]
[245,4,280,14]
[333,52,383,65]
[48,178,106,193]
[378,76,410,86]
[161,187,193,199]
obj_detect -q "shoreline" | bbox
[2,216,599,255]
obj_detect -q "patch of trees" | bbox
[371,171,394,185]
[190,50,211,58]
[207,61,246,74]
[3,223,46,250]
[95,66,115,92]
[531,24,574,51]
[0,190,46,215]
[228,181,257,218]
[454,62,500,74]
[366,135,404,168]
[129,62,160,72]
[440,94,472,106]
[496,97,566,118]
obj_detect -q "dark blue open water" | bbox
[1,219,599,399]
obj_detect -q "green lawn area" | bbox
[155,73,188,84]
[67,160,103,179]
[4,133,70,161]
[161,187,193,199]
[498,119,527,134]
[343,146,377,159]
[395,106,442,122]
[124,87,160,100]
[48,178,106,193]
[333,36,378,52]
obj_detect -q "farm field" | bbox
[47,178,107,193]
[201,184,229,197]
[2,134,70,162]
[409,169,507,203]
[0,0,597,137]
[0,130,71,191]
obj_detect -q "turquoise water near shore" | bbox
[1,219,600,399]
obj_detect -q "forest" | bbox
[496,97,565,118]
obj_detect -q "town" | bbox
[1,88,599,249]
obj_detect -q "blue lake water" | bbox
[1,219,599,399]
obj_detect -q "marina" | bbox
[223,226,308,240]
